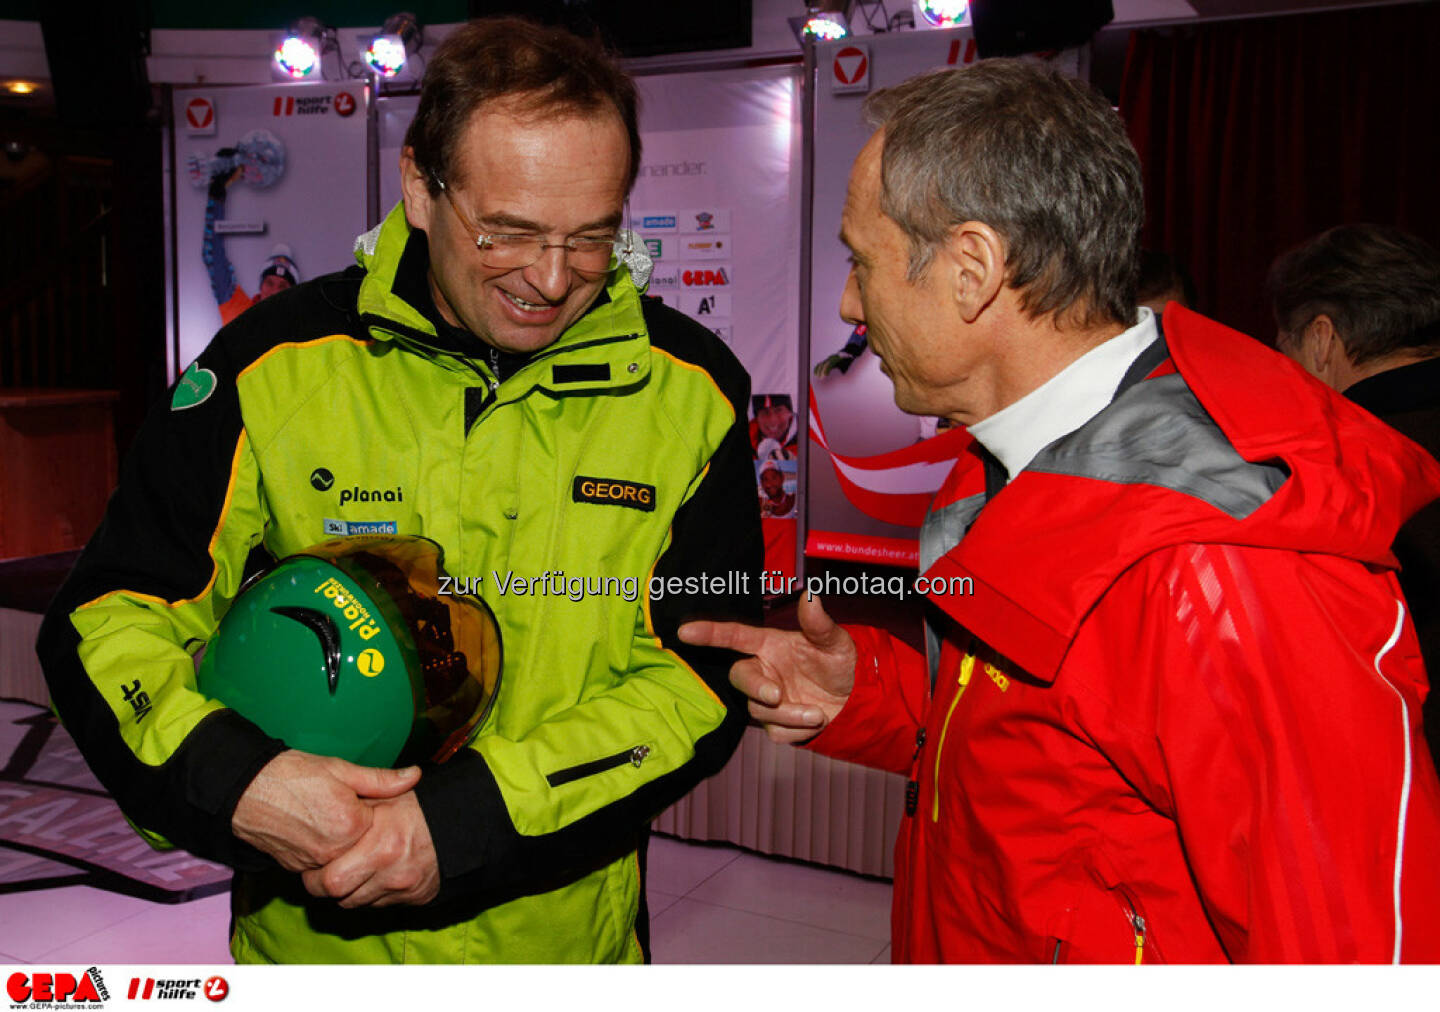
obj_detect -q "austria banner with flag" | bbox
[806,388,973,564]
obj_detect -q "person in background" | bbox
[682,59,1440,962]
[751,393,799,460]
[758,460,796,518]
[1270,222,1440,764]
[203,160,299,325]
[1135,249,1195,314]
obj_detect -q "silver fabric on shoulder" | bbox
[919,492,986,687]
[1029,373,1287,520]
[613,229,653,291]
[353,223,383,258]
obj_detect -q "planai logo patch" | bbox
[573,475,655,513]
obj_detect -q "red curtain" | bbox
[1120,3,1440,343]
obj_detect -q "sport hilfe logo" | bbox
[7,969,108,1004]
[127,976,225,1001]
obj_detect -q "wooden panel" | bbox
[0,608,47,705]
[0,388,118,560]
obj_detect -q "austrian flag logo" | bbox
[185,98,213,130]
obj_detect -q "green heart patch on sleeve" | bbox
[172,361,218,410]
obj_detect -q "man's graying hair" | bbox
[864,60,1143,329]
[1268,224,1440,366]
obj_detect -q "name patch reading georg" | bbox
[573,475,656,512]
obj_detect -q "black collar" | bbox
[1344,357,1440,416]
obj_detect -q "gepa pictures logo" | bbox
[681,268,730,288]
[7,968,108,1006]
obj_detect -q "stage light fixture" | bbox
[363,13,423,78]
[802,11,850,40]
[790,1,851,44]
[274,17,331,79]
[916,0,970,27]
[3,80,40,96]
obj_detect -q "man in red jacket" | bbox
[681,60,1440,962]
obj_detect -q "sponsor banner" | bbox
[679,293,731,318]
[808,385,972,529]
[681,208,730,232]
[638,213,678,231]
[643,237,664,259]
[805,529,919,568]
[680,265,732,288]
[171,82,367,375]
[677,235,731,260]
[708,324,733,345]
[810,29,986,560]
[647,263,681,293]
[269,90,360,118]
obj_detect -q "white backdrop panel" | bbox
[171,82,368,371]
[633,65,802,403]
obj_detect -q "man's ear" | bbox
[1301,313,1344,386]
[399,147,433,232]
[944,222,1006,324]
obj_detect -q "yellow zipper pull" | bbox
[1131,912,1147,965]
[931,652,977,822]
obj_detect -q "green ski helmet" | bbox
[197,536,501,767]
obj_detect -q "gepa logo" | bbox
[7,968,108,1005]
[681,268,730,287]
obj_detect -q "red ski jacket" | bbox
[810,305,1440,963]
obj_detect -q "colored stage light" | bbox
[802,12,850,40]
[274,18,326,79]
[363,13,422,79]
[917,0,969,28]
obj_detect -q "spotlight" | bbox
[915,0,970,28]
[3,80,40,96]
[363,13,422,78]
[802,12,850,40]
[790,1,851,44]
[274,17,331,79]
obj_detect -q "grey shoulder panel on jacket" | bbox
[1027,373,1287,521]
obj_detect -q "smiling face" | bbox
[756,404,793,440]
[402,100,630,354]
[760,467,785,498]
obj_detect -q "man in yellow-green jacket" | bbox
[38,17,761,963]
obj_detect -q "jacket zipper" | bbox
[1117,888,1153,965]
[546,744,651,788]
[931,652,977,822]
[904,728,925,816]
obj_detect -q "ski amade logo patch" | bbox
[172,361,217,410]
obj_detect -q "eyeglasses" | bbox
[434,176,618,275]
